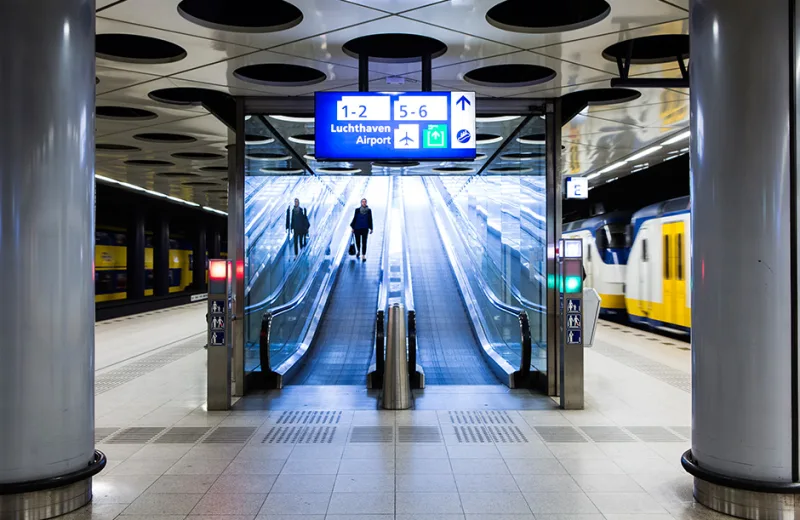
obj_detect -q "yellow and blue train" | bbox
[95,230,195,302]
[564,196,691,334]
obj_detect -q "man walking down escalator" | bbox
[286,198,310,257]
[350,198,373,262]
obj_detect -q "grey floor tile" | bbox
[287,445,344,460]
[338,458,394,474]
[167,458,231,475]
[327,492,395,515]
[208,474,276,494]
[603,515,675,520]
[117,515,186,520]
[191,493,267,516]
[326,516,392,520]
[59,503,128,520]
[148,475,218,494]
[128,444,192,462]
[271,474,336,494]
[255,515,324,520]
[188,516,256,520]
[455,474,520,493]
[91,475,160,504]
[342,444,396,459]
[396,444,450,459]
[447,445,502,459]
[459,493,531,515]
[184,445,245,460]
[260,493,331,515]
[586,493,669,514]
[396,492,464,515]
[572,474,644,493]
[334,473,394,492]
[533,515,604,520]
[109,458,175,476]
[504,459,567,475]
[464,515,535,520]
[122,493,203,515]
[513,474,582,494]
[396,516,465,520]
[396,473,458,493]
[281,458,340,475]
[236,446,294,461]
[523,493,600,514]
[450,459,510,475]
[224,458,286,475]
[498,444,556,460]
[559,458,625,475]
[396,457,452,474]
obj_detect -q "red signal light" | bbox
[209,260,227,281]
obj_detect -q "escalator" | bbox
[403,177,500,385]
[289,178,390,385]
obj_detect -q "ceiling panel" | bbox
[99,0,387,51]
[270,16,518,76]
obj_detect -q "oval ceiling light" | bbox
[464,64,556,88]
[260,167,305,174]
[148,87,226,107]
[245,134,274,145]
[96,106,158,121]
[475,115,523,123]
[178,0,303,32]
[157,172,201,178]
[476,133,503,145]
[171,152,225,160]
[269,115,315,124]
[200,166,229,173]
[501,152,545,161]
[487,166,534,174]
[486,0,610,34]
[517,134,545,145]
[125,159,175,166]
[96,34,187,64]
[234,63,326,87]
[247,152,293,161]
[602,34,689,65]
[96,143,141,152]
[343,33,447,64]
[134,132,197,144]
[432,166,475,173]
[304,154,317,162]
[183,181,220,187]
[289,134,315,145]
[316,167,362,174]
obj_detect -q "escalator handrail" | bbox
[373,177,396,379]
[245,181,354,312]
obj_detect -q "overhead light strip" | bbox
[662,129,691,145]
[95,175,226,215]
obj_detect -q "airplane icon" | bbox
[394,124,419,149]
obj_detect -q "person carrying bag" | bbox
[286,198,310,257]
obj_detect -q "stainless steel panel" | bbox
[690,0,794,481]
[0,478,92,520]
[546,101,562,396]
[0,0,96,483]
[382,304,411,410]
[693,478,799,520]
[231,104,246,397]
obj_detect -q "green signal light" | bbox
[547,275,556,289]
[565,276,582,293]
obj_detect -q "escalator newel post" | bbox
[259,312,273,387]
[382,304,412,410]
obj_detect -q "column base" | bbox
[682,450,800,520]
[0,450,106,520]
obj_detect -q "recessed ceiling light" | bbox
[316,167,362,174]
[245,134,274,145]
[260,167,305,174]
[587,173,601,180]
[476,133,503,145]
[517,135,545,145]
[596,161,627,175]
[289,134,315,145]
[662,130,690,145]
[246,152,292,161]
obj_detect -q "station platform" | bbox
[69,305,715,520]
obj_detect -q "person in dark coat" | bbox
[349,198,373,262]
[286,198,310,256]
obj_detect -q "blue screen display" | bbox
[315,91,476,161]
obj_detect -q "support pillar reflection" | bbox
[153,216,170,296]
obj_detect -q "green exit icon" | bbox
[423,124,447,148]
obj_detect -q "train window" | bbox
[677,234,683,280]
[664,235,670,279]
[642,239,648,262]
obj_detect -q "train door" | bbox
[662,221,686,326]
[637,226,652,317]
[585,238,595,289]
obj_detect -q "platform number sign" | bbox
[565,177,588,200]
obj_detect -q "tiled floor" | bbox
[71,309,724,520]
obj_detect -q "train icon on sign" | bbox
[457,129,471,144]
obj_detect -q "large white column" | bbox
[0,0,103,518]
[685,0,800,516]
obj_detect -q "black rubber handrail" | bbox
[517,311,532,387]
[373,309,385,389]
[407,310,421,388]
[0,450,106,495]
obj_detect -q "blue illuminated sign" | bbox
[315,91,476,161]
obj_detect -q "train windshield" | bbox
[595,223,631,252]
